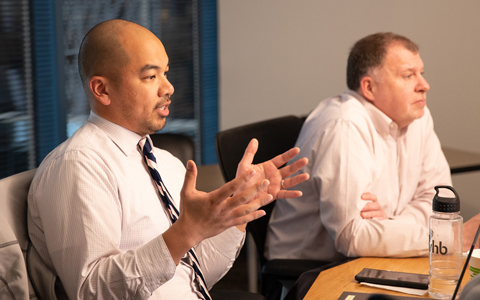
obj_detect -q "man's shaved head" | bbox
[78,19,133,99]
[77,19,173,136]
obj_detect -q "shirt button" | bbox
[389,123,395,128]
[160,277,167,283]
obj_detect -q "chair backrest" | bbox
[150,133,195,166]
[0,169,58,300]
[215,115,305,266]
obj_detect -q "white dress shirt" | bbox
[266,91,451,262]
[28,111,245,299]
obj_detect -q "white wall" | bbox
[218,0,480,220]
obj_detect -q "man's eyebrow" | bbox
[140,63,170,73]
[399,65,415,72]
[140,64,160,72]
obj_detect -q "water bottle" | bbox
[428,185,463,299]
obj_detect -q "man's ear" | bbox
[89,76,111,106]
[359,76,375,102]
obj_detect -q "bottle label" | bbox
[430,239,448,255]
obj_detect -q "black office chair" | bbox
[150,133,196,166]
[150,132,265,300]
[215,115,329,300]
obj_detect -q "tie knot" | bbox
[138,137,153,154]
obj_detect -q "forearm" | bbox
[333,195,431,257]
[75,236,176,299]
[41,231,178,299]
[390,197,431,226]
[162,218,203,264]
[336,216,429,258]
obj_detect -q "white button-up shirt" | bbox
[28,112,244,299]
[266,91,451,262]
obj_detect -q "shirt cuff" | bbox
[136,235,177,294]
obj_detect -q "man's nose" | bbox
[417,74,430,93]
[160,78,174,97]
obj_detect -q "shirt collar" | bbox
[87,111,145,156]
[347,90,407,140]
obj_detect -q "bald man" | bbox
[27,19,308,300]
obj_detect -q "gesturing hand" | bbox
[360,192,388,220]
[167,160,273,253]
[163,140,309,263]
[236,139,309,201]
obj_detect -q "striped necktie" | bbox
[138,137,211,300]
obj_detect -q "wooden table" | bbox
[303,257,470,300]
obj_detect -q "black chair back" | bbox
[150,133,195,166]
[215,115,305,266]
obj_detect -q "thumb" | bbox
[181,160,198,196]
[237,139,258,175]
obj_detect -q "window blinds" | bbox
[0,0,35,179]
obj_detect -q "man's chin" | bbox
[142,118,167,135]
[416,107,425,119]
[406,109,425,127]
[151,119,167,134]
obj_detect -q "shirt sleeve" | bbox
[29,149,177,300]
[315,115,450,258]
[194,227,245,289]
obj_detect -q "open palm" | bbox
[236,139,309,201]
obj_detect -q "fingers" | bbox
[276,190,303,199]
[361,192,377,202]
[360,201,381,213]
[275,173,308,199]
[225,178,275,224]
[360,210,388,220]
[279,157,308,178]
[229,193,275,225]
[360,211,387,220]
[281,173,309,190]
[360,194,381,213]
[232,210,267,227]
[269,147,301,168]
[360,194,387,220]
[272,172,308,200]
[226,179,270,210]
[211,168,257,203]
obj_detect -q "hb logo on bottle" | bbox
[430,240,448,255]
